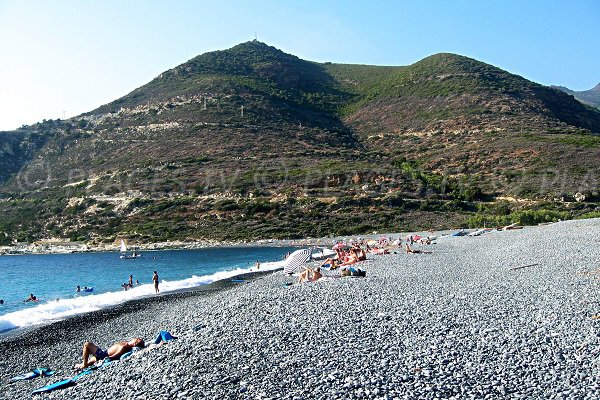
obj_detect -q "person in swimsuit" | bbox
[74,338,145,370]
[405,242,432,254]
[298,267,322,283]
[153,271,159,294]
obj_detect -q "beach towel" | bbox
[154,330,178,344]
[32,378,76,394]
[119,346,143,360]
[32,360,111,395]
[9,367,54,383]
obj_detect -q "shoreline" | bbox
[0,268,274,340]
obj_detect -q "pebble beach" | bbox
[1,219,599,399]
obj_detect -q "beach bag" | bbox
[341,268,351,276]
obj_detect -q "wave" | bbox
[0,260,284,333]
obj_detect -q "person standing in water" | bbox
[153,271,159,294]
[128,275,133,288]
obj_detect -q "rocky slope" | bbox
[554,83,600,110]
[0,41,599,243]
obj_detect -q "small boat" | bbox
[502,223,523,231]
[119,240,142,259]
[311,247,336,260]
[467,228,492,237]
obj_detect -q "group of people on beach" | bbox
[297,235,435,284]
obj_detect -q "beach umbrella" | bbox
[283,249,312,274]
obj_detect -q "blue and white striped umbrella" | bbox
[283,249,312,274]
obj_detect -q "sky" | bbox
[0,0,598,131]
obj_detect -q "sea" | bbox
[0,246,296,333]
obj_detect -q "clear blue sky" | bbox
[0,0,598,131]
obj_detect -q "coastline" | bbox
[1,219,598,399]
[0,228,437,256]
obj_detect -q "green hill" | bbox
[1,41,600,244]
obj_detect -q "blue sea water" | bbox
[0,246,296,333]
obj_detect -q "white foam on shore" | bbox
[0,260,284,333]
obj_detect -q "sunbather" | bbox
[369,247,389,255]
[320,258,338,269]
[340,249,360,266]
[405,243,432,254]
[74,338,145,370]
[298,267,322,283]
[355,247,367,261]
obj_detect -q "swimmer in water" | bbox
[24,293,38,302]
[76,285,81,292]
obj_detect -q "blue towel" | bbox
[154,330,178,345]
[32,378,76,394]
[10,367,54,383]
[120,346,143,360]
[32,359,111,394]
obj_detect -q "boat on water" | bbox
[119,240,142,259]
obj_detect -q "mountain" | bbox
[554,83,600,110]
[1,41,600,244]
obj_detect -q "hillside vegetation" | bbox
[1,41,600,244]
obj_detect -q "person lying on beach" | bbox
[74,338,145,370]
[369,247,389,255]
[320,258,338,270]
[298,267,322,283]
[405,243,432,254]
